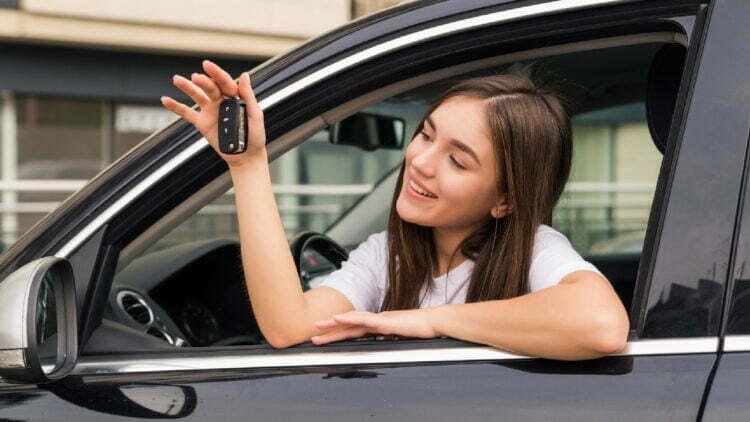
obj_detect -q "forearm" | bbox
[429,274,630,360]
[228,155,307,347]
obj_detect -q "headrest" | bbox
[646,44,686,154]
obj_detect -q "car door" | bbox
[695,1,750,419]
[1,1,737,421]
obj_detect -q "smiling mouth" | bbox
[408,179,437,198]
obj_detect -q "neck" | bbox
[432,226,473,277]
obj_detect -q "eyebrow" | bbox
[425,115,481,165]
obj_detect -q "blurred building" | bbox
[0,0,404,247]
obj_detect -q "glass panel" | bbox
[554,102,661,256]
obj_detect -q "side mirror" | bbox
[0,257,77,384]
[329,112,405,151]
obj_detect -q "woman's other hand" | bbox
[160,60,267,168]
[311,309,440,345]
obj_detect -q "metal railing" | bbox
[0,180,656,254]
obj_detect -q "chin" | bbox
[395,194,432,227]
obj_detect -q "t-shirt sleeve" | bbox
[314,231,387,312]
[528,228,605,292]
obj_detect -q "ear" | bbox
[490,200,513,219]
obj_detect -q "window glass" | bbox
[556,102,660,256]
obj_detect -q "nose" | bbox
[410,142,437,178]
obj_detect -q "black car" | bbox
[1,0,749,420]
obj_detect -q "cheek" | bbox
[438,173,497,217]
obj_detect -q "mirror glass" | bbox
[36,273,59,374]
[331,112,405,150]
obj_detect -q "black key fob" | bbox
[218,98,248,154]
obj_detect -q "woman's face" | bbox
[396,95,507,231]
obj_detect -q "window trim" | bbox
[73,337,718,376]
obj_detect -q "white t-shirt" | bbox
[316,224,604,313]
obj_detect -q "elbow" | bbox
[264,332,295,349]
[587,308,630,355]
[262,327,310,349]
[258,324,294,349]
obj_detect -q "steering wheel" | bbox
[289,231,349,291]
[209,232,347,347]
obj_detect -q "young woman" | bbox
[161,60,630,360]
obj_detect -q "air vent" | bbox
[116,290,153,325]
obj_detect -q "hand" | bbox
[160,60,267,168]
[311,309,440,345]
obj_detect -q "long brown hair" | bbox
[380,74,572,311]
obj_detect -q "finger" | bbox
[311,327,369,345]
[202,59,238,98]
[314,319,342,329]
[191,73,222,101]
[333,313,379,329]
[238,72,264,121]
[161,96,200,125]
[172,74,211,107]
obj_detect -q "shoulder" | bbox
[352,230,388,254]
[532,224,573,256]
[528,224,604,291]
[535,223,569,242]
[345,230,389,267]
[316,231,389,312]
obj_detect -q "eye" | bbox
[450,155,466,170]
[419,130,431,141]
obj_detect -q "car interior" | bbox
[81,31,689,354]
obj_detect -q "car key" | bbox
[218,98,248,154]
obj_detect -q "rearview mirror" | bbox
[0,257,77,384]
[329,112,405,151]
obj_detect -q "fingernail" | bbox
[311,336,319,340]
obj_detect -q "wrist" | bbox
[227,150,269,172]
[427,304,452,337]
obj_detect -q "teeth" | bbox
[409,180,436,198]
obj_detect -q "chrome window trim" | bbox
[73,338,718,376]
[722,335,750,352]
[53,0,625,258]
[262,0,625,108]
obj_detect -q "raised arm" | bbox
[161,60,353,348]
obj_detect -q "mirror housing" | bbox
[329,112,405,151]
[0,257,77,384]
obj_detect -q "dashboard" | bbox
[103,238,262,348]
